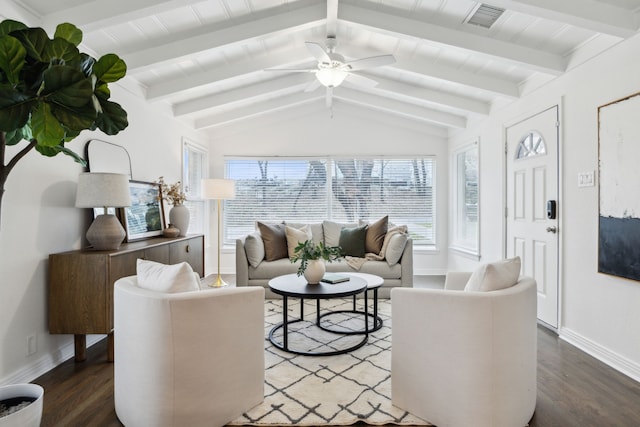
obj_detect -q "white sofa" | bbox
[391,271,537,427]
[113,276,265,427]
[235,220,413,298]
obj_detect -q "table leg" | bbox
[373,288,379,328]
[107,332,114,362]
[283,296,288,351]
[353,295,357,311]
[316,299,321,324]
[300,298,304,319]
[364,290,369,334]
[74,334,86,362]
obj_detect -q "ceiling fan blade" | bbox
[304,78,322,93]
[344,54,396,71]
[264,68,316,73]
[326,87,333,108]
[306,41,331,64]
[344,72,379,88]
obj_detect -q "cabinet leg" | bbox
[74,334,86,362]
[107,332,114,362]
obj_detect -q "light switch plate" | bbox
[578,171,595,187]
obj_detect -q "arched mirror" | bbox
[85,139,132,177]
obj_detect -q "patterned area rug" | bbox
[228,298,430,426]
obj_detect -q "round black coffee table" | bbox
[268,274,368,356]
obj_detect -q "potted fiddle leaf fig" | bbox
[0,19,129,228]
[290,240,343,284]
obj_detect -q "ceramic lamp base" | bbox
[87,214,126,250]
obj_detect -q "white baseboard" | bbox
[560,327,640,383]
[0,335,104,386]
[413,268,447,276]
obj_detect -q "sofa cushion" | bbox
[361,216,388,255]
[285,225,312,258]
[464,256,521,292]
[339,225,368,257]
[136,259,200,293]
[385,233,409,266]
[323,220,358,247]
[257,221,288,261]
[285,221,323,245]
[245,232,265,268]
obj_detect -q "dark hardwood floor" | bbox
[34,324,640,426]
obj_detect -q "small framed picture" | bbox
[119,180,166,241]
[93,207,117,218]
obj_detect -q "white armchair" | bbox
[114,276,265,427]
[391,272,537,427]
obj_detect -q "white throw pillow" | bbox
[245,232,265,268]
[464,256,522,292]
[323,220,358,247]
[285,225,312,258]
[385,233,409,266]
[136,259,200,293]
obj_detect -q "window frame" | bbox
[181,137,208,236]
[450,141,480,258]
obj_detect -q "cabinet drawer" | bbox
[169,236,204,276]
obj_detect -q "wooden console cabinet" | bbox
[48,235,204,362]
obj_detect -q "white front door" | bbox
[506,106,559,329]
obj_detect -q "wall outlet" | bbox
[578,171,595,187]
[26,334,37,356]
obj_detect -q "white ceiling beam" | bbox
[42,0,202,33]
[1,1,40,26]
[144,49,314,100]
[326,0,338,38]
[489,0,638,38]
[335,87,467,128]
[194,92,322,129]
[124,4,325,72]
[339,3,566,75]
[355,73,491,115]
[173,74,312,116]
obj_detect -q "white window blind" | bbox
[225,157,435,246]
[182,139,208,235]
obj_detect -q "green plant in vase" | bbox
[290,240,343,283]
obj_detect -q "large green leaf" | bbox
[93,54,126,83]
[0,35,26,84]
[34,142,87,166]
[42,65,93,107]
[4,128,23,145]
[10,28,48,62]
[32,103,65,146]
[50,102,96,131]
[95,98,128,135]
[43,38,80,65]
[54,23,82,47]
[0,20,27,37]
[0,88,34,131]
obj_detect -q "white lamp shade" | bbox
[316,68,348,88]
[201,179,235,200]
[76,172,131,208]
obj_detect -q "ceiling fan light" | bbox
[316,68,348,88]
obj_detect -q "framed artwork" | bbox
[598,91,640,281]
[93,207,116,218]
[120,180,166,241]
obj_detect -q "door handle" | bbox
[546,226,557,233]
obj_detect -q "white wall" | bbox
[0,82,207,385]
[449,34,640,381]
[207,101,450,276]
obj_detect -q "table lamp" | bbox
[76,172,131,250]
[201,179,235,287]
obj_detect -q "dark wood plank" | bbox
[34,324,640,426]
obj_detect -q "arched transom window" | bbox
[516,131,546,159]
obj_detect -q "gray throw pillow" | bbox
[257,222,288,261]
[385,233,409,266]
[339,225,368,258]
[245,232,265,268]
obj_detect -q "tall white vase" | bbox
[169,205,190,237]
[0,384,44,427]
[303,259,326,284]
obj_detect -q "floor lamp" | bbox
[201,179,236,287]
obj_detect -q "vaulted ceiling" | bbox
[6,0,640,137]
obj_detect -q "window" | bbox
[182,138,208,234]
[224,157,435,246]
[516,131,546,159]
[451,143,479,255]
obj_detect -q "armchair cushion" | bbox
[464,256,521,292]
[136,259,200,293]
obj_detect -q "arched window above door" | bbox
[516,131,546,159]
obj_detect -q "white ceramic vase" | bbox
[303,259,325,284]
[0,384,44,427]
[169,204,190,237]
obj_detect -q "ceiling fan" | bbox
[265,1,395,109]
